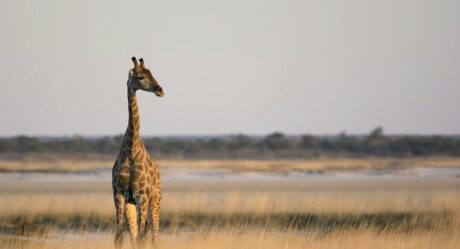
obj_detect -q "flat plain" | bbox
[0,156,459,249]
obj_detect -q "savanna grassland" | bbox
[0,157,459,249]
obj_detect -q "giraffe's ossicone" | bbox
[112,57,164,249]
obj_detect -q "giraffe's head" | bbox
[128,57,164,97]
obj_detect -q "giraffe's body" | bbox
[112,57,164,248]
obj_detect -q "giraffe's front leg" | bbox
[149,189,161,247]
[135,193,149,247]
[113,191,125,249]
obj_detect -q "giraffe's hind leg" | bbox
[149,190,162,247]
[113,191,125,249]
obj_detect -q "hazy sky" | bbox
[0,0,459,136]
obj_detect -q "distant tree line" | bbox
[1,127,459,159]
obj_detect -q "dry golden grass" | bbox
[1,158,459,249]
[1,227,459,249]
[161,157,460,172]
[0,154,110,172]
[1,180,459,218]
[1,154,460,172]
[1,180,459,244]
[161,228,460,249]
[0,191,458,218]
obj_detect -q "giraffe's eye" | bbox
[137,76,144,80]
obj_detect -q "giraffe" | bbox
[112,57,164,248]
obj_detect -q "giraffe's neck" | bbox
[124,86,141,155]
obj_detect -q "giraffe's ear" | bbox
[129,69,135,77]
[132,56,142,73]
[139,58,145,69]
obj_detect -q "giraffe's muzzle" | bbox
[153,86,164,97]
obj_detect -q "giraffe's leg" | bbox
[125,201,138,248]
[135,194,149,247]
[149,190,161,247]
[113,191,125,249]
